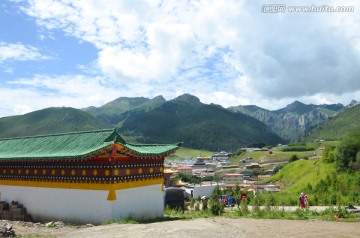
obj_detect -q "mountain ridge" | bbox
[229,100,351,141]
[0,94,358,150]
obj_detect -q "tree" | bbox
[289,154,299,163]
[322,145,336,163]
[335,130,360,171]
[247,142,266,148]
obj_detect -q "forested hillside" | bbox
[2,94,357,152]
[0,107,110,138]
[118,94,285,151]
[306,104,360,141]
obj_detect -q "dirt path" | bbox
[10,217,360,238]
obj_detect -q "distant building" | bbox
[193,155,206,165]
[184,182,226,199]
[192,154,207,170]
[246,163,261,170]
[211,151,232,161]
[178,167,193,177]
[241,148,263,152]
[222,174,243,185]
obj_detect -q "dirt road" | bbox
[10,217,360,238]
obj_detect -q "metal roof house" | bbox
[0,129,180,224]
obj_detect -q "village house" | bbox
[246,163,262,170]
[222,173,243,186]
[240,148,268,152]
[177,166,193,177]
[0,129,180,224]
[211,151,232,161]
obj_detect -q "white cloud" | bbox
[13,104,33,115]
[2,0,358,117]
[0,41,49,62]
[1,74,121,117]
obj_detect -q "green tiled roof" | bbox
[0,129,180,161]
[124,143,182,156]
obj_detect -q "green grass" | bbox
[166,147,214,161]
[256,158,360,206]
[231,205,359,221]
[103,217,139,225]
[230,148,317,165]
[307,140,341,149]
[229,141,342,166]
[264,159,334,189]
[162,204,360,222]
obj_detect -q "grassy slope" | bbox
[259,159,360,205]
[307,104,360,141]
[166,147,214,161]
[229,141,341,165]
[229,148,318,165]
[166,142,359,206]
[265,160,334,192]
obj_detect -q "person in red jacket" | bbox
[299,192,306,209]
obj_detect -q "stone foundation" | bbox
[0,201,32,222]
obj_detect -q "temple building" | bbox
[0,129,180,224]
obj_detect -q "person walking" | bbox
[304,194,309,208]
[299,192,306,209]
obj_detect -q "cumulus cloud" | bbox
[4,0,359,114]
[0,74,122,117]
[0,41,49,62]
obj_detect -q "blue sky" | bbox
[0,0,359,117]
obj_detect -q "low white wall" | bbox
[0,184,164,224]
[184,183,226,199]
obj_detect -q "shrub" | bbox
[202,199,208,210]
[289,154,299,163]
[335,130,360,171]
[189,197,195,209]
[195,202,200,211]
[282,146,315,152]
[210,202,224,216]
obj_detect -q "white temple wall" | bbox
[0,184,164,224]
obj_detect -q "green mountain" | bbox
[306,103,360,141]
[3,94,356,151]
[117,94,285,151]
[273,100,342,115]
[0,107,110,138]
[0,94,285,151]
[229,101,344,142]
[83,95,166,126]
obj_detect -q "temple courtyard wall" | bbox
[0,184,164,225]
